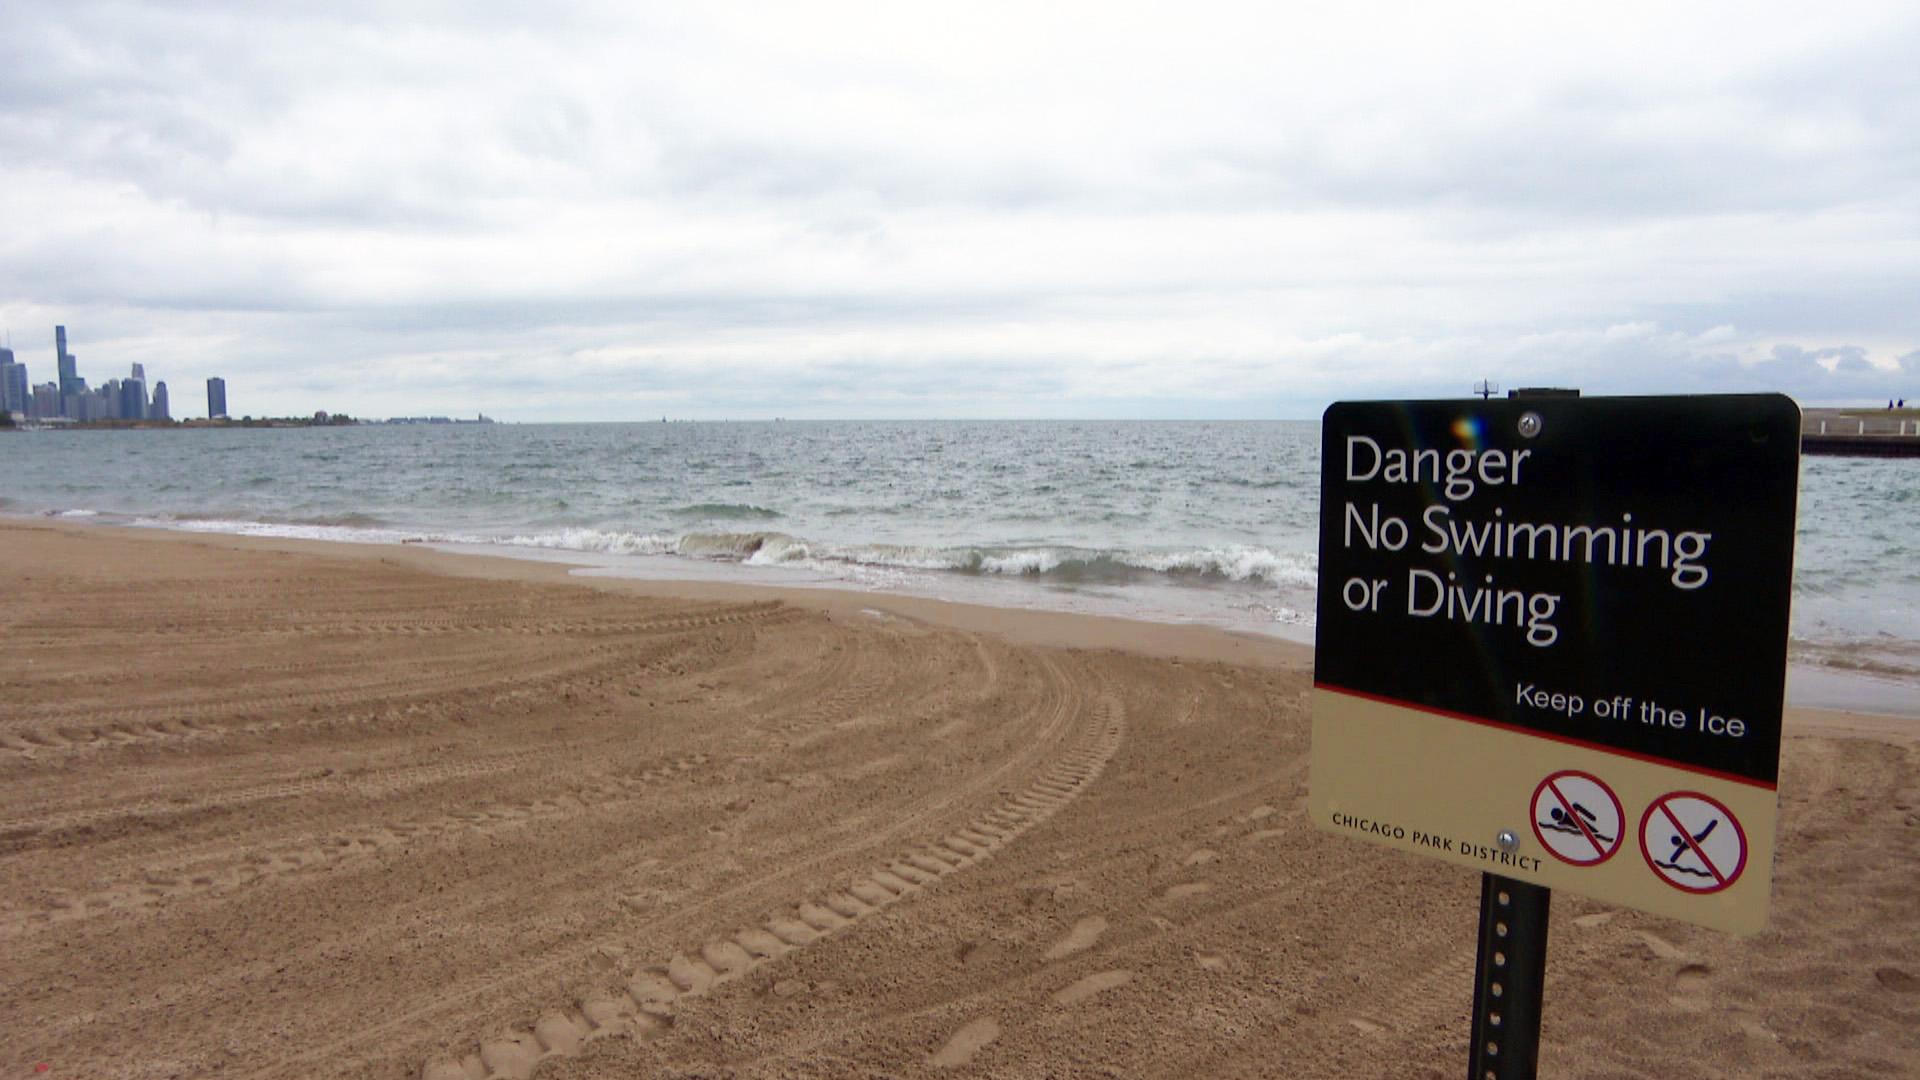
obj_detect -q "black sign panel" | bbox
[1315,395,1799,785]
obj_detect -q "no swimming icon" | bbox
[1529,770,1624,866]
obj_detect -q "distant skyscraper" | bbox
[56,325,77,395]
[151,381,170,421]
[207,376,228,419]
[120,377,147,420]
[0,343,19,411]
[0,352,25,416]
[130,362,145,382]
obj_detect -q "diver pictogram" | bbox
[1639,792,1748,894]
[1529,770,1624,866]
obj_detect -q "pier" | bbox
[1802,409,1920,457]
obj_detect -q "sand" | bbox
[1,520,1915,1080]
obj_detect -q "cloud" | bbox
[1,2,1916,417]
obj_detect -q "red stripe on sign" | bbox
[1313,682,1777,792]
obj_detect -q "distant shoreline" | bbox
[7,416,359,431]
[4,415,501,430]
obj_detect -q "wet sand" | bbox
[2,520,1915,1079]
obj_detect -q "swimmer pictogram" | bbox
[1529,770,1624,866]
[1639,792,1748,894]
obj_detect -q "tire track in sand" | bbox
[0,638,691,763]
[0,747,572,839]
[3,755,713,935]
[413,693,1125,1080]
[211,647,1099,1080]
[3,601,793,647]
[0,603,800,752]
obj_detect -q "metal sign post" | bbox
[1468,875,1549,1079]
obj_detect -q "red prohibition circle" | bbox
[1529,769,1625,866]
[1639,790,1749,895]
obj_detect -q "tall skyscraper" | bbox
[151,381,170,421]
[56,325,77,394]
[207,376,228,419]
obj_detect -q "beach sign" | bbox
[1309,394,1799,935]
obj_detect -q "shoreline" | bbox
[13,515,1916,724]
[14,516,1316,671]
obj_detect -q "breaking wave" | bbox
[488,528,1315,589]
[79,512,1317,601]
[502,527,678,556]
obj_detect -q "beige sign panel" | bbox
[1310,687,1777,935]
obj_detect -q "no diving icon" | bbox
[1530,770,1624,866]
[1640,792,1749,894]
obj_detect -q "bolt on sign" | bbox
[1309,395,1799,934]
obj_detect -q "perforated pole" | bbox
[1467,872,1551,1078]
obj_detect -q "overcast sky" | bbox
[2,2,1916,419]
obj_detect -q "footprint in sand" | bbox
[1185,849,1219,866]
[1194,951,1229,971]
[1634,930,1687,960]
[1045,916,1108,960]
[1874,967,1918,992]
[930,1018,1000,1067]
[1572,911,1616,929]
[1245,805,1277,822]
[1162,882,1212,901]
[1052,970,1134,1006]
[1672,963,1712,996]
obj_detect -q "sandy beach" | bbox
[2,520,1915,1080]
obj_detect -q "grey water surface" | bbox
[4,420,1915,701]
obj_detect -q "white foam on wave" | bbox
[979,550,1067,575]
[635,533,1318,588]
[502,527,677,556]
[831,544,975,572]
[96,512,1328,649]
[1123,545,1318,585]
[136,517,1317,598]
[160,517,444,545]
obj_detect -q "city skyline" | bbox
[1,322,498,426]
[0,323,215,423]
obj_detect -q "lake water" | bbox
[5,419,1915,709]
